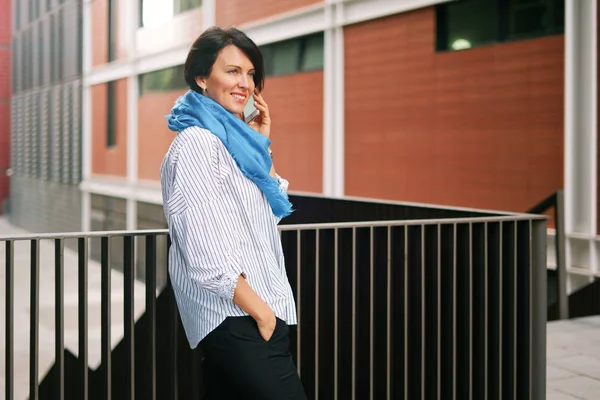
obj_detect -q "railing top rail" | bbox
[278,214,547,231]
[0,214,546,241]
[289,190,545,217]
[0,229,170,241]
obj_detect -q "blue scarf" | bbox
[166,90,293,218]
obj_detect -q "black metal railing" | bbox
[2,230,171,400]
[527,190,568,320]
[3,214,547,399]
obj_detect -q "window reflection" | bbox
[141,0,174,28]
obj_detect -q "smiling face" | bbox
[195,45,256,116]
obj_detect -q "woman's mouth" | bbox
[231,93,246,103]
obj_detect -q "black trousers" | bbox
[200,316,307,400]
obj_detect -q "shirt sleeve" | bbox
[169,130,246,300]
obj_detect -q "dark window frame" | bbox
[436,0,565,52]
[107,81,117,148]
[108,0,117,61]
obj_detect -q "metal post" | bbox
[554,191,569,319]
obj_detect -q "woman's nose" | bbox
[238,75,250,88]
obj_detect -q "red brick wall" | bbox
[344,8,564,213]
[138,90,187,181]
[262,71,323,192]
[137,72,324,191]
[216,0,323,27]
[0,0,10,213]
[91,0,109,67]
[91,80,128,178]
[91,0,128,66]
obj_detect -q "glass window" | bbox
[139,65,187,95]
[300,33,324,72]
[260,33,324,78]
[437,0,498,51]
[179,0,202,13]
[507,0,564,40]
[436,0,564,51]
[140,0,174,28]
[108,0,117,61]
[271,40,301,77]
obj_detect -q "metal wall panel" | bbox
[23,94,31,177]
[40,89,50,180]
[71,82,81,183]
[61,83,71,183]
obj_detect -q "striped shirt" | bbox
[160,126,298,349]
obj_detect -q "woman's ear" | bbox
[195,76,207,91]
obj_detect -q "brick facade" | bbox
[87,3,574,226]
[91,79,128,178]
[216,0,323,28]
[138,89,187,181]
[136,71,324,192]
[344,8,564,213]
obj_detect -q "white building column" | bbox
[564,0,598,284]
[203,0,216,28]
[322,0,345,197]
[81,0,93,231]
[126,0,140,231]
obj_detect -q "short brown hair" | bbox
[184,26,265,94]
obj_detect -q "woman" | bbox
[160,27,306,399]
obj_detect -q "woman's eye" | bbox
[248,72,255,77]
[228,70,238,74]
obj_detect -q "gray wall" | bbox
[10,0,82,234]
[8,175,82,233]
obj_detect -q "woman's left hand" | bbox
[248,89,271,139]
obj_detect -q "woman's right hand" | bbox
[231,275,277,341]
[256,310,277,342]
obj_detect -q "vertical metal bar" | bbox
[30,239,40,400]
[554,191,568,319]
[469,224,473,400]
[404,225,409,400]
[421,226,426,400]
[437,225,442,400]
[297,230,302,376]
[167,235,178,399]
[146,235,157,400]
[101,236,112,400]
[123,236,135,400]
[334,228,339,400]
[498,223,503,400]
[386,226,392,400]
[484,223,489,399]
[452,224,457,400]
[78,237,89,400]
[529,220,533,400]
[314,229,320,400]
[5,241,14,400]
[513,222,518,400]
[55,238,65,400]
[530,220,547,400]
[369,226,374,400]
[352,227,357,400]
